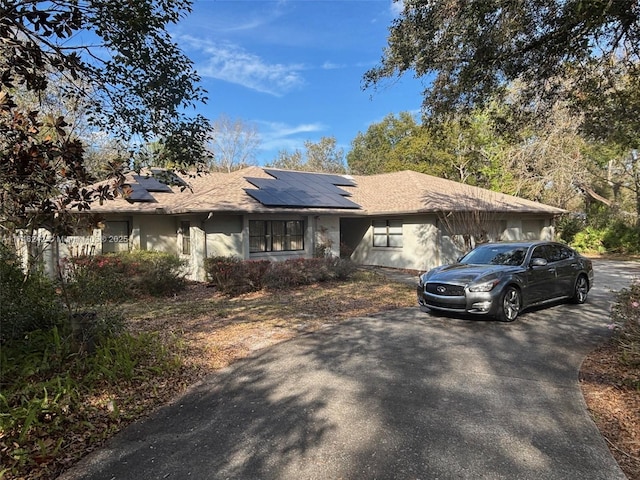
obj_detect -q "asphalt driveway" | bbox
[59,260,639,480]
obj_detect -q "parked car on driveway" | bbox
[417,241,594,322]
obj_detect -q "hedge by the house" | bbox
[204,256,357,296]
[63,250,187,305]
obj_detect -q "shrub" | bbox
[571,222,640,256]
[326,256,358,280]
[262,257,356,289]
[0,325,181,478]
[556,213,586,244]
[571,227,607,254]
[123,250,187,296]
[0,245,65,344]
[205,256,271,295]
[602,222,640,255]
[63,250,186,305]
[205,256,357,295]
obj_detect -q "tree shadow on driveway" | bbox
[59,261,632,480]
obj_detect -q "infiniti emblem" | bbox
[436,286,447,294]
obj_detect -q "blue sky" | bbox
[171,0,426,165]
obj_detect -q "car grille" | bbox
[426,283,465,296]
[424,298,466,310]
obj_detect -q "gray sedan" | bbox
[417,241,594,322]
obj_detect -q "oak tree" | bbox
[364,0,639,140]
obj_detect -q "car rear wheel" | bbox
[571,275,589,304]
[498,286,521,322]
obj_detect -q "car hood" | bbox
[426,263,518,285]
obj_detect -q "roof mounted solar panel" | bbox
[264,169,356,187]
[244,169,360,209]
[132,174,173,192]
[125,183,156,202]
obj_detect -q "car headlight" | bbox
[468,279,500,292]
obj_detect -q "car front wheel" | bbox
[571,275,589,304]
[498,286,521,322]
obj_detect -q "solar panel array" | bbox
[124,173,177,203]
[132,174,173,192]
[126,182,156,202]
[244,169,361,209]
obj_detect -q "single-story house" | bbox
[33,166,564,281]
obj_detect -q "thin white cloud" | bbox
[179,35,305,97]
[322,61,343,70]
[257,120,326,152]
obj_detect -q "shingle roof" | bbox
[346,170,564,215]
[83,167,564,216]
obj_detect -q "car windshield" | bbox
[460,245,527,266]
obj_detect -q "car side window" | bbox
[546,245,573,262]
[558,245,574,260]
[531,245,551,262]
[548,245,562,263]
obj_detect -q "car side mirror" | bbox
[530,257,548,267]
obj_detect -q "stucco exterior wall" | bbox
[315,215,340,257]
[350,213,556,271]
[205,214,244,258]
[137,215,177,253]
[31,207,558,284]
[350,215,439,271]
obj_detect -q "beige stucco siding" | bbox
[350,214,557,271]
[205,214,244,258]
[136,216,177,253]
[315,215,340,257]
[350,215,439,271]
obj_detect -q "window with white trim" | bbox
[249,220,304,252]
[373,219,403,247]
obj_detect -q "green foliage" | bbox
[609,282,640,389]
[347,112,424,175]
[1,0,210,244]
[124,250,187,296]
[346,109,512,191]
[1,0,210,163]
[205,256,357,296]
[571,222,640,255]
[602,222,640,254]
[571,227,607,254]
[0,325,182,478]
[364,0,639,138]
[63,250,187,305]
[556,214,586,244]
[0,245,65,344]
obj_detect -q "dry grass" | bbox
[124,270,416,376]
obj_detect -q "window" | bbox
[181,221,191,255]
[249,220,304,252]
[102,221,129,253]
[373,219,403,247]
[532,244,573,263]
